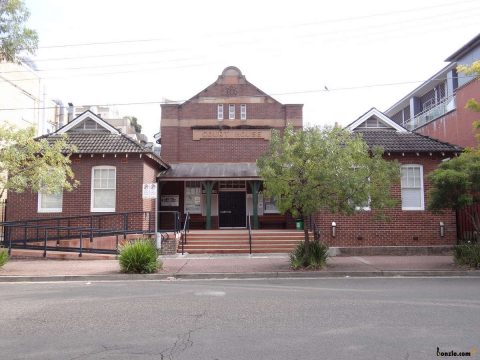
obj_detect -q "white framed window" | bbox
[401,164,424,210]
[229,104,235,120]
[38,191,63,213]
[217,104,224,120]
[91,166,116,212]
[240,104,247,120]
[185,181,202,214]
[264,196,279,214]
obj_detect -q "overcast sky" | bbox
[24,0,480,140]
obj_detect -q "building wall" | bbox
[313,154,457,247]
[416,78,480,148]
[0,62,60,135]
[160,68,302,163]
[6,154,157,222]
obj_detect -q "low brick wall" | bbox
[330,245,454,257]
[160,232,180,255]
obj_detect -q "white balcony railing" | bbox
[403,95,456,131]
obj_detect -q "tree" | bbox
[0,124,78,198]
[0,0,38,63]
[428,150,480,235]
[124,116,142,134]
[257,126,400,260]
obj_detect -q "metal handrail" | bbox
[247,212,252,255]
[181,212,190,255]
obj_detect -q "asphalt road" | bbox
[1,277,479,360]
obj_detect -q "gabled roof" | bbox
[346,108,408,133]
[178,66,284,106]
[56,110,119,134]
[357,131,461,153]
[347,108,461,153]
[39,110,169,168]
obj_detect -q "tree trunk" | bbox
[302,214,310,264]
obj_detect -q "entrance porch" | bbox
[158,163,294,230]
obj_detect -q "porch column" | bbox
[202,181,215,230]
[156,182,165,232]
[249,180,261,229]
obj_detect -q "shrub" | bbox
[454,243,480,268]
[290,241,329,270]
[0,248,8,268]
[118,239,161,274]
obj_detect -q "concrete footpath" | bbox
[0,254,478,282]
[0,254,480,282]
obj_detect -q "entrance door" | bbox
[219,192,246,228]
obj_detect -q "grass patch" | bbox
[290,240,329,270]
[0,248,8,268]
[454,243,480,268]
[118,239,162,274]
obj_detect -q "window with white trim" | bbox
[185,181,202,214]
[240,104,247,120]
[264,196,279,214]
[38,191,63,213]
[229,104,235,120]
[217,104,224,120]
[401,165,424,210]
[91,166,116,212]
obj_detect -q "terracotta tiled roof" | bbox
[357,130,461,153]
[40,132,169,167]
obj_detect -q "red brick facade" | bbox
[6,154,158,224]
[314,154,457,247]
[416,79,480,148]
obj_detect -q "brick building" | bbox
[385,33,480,148]
[6,110,168,227]
[158,66,302,230]
[4,67,463,254]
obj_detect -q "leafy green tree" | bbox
[124,116,142,134]
[0,0,38,63]
[0,124,78,198]
[428,150,480,235]
[257,126,400,260]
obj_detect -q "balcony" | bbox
[403,95,456,131]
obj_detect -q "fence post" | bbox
[43,228,48,258]
[90,216,93,243]
[79,231,83,258]
[7,226,11,256]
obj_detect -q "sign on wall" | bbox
[161,195,179,207]
[142,183,157,199]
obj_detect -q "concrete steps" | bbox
[179,230,309,254]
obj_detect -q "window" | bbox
[401,165,424,210]
[229,104,235,120]
[264,196,279,214]
[240,104,247,120]
[38,191,63,213]
[91,166,116,212]
[185,181,202,214]
[217,104,223,120]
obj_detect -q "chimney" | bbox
[67,103,74,122]
[53,99,65,128]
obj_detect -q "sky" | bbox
[22,0,480,140]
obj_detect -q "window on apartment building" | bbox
[91,166,116,212]
[229,104,235,120]
[240,104,247,120]
[217,104,224,120]
[401,165,424,210]
[38,190,63,213]
[185,181,202,214]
